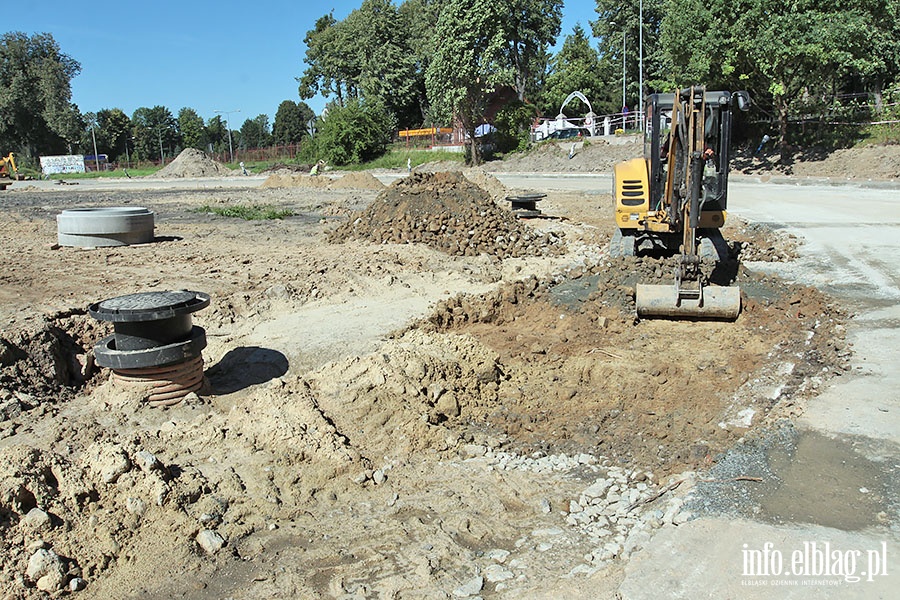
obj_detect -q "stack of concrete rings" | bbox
[57,207,154,247]
[89,290,210,407]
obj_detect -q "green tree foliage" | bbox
[591,0,665,112]
[398,0,443,123]
[314,98,393,165]
[178,107,208,151]
[131,106,179,162]
[349,0,421,124]
[77,108,131,160]
[273,100,315,144]
[0,32,81,158]
[492,99,537,153]
[239,114,271,149]
[503,0,564,102]
[298,13,359,104]
[299,1,422,125]
[426,0,511,165]
[657,0,900,149]
[541,24,612,116]
[205,115,228,156]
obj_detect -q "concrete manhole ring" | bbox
[57,207,155,247]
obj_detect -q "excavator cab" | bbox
[612,87,750,319]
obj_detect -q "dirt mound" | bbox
[0,311,105,408]
[309,329,502,459]
[485,137,643,173]
[261,171,384,190]
[327,171,565,258]
[734,144,900,180]
[260,172,329,188]
[155,148,233,178]
[462,168,508,201]
[329,172,385,190]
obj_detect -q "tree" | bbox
[239,114,271,149]
[298,13,359,105]
[314,98,393,165]
[502,0,563,102]
[398,0,444,123]
[0,32,81,158]
[541,24,611,116]
[658,0,900,150]
[299,1,423,125]
[205,115,228,156]
[591,0,666,112]
[178,107,208,151]
[273,100,315,144]
[426,0,511,165]
[77,108,132,161]
[131,106,178,162]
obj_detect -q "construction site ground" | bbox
[0,140,898,598]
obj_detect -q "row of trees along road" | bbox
[302,0,900,164]
[0,30,316,166]
[3,2,900,167]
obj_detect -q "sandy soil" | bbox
[0,149,854,598]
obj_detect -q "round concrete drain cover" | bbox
[57,207,155,247]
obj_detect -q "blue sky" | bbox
[6,0,598,128]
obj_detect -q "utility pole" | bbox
[214,109,241,163]
[639,0,644,130]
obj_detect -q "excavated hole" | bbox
[405,261,847,477]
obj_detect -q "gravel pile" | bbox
[461,445,697,566]
[327,171,565,259]
[155,148,233,178]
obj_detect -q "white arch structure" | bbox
[556,91,597,135]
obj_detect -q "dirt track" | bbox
[0,150,870,598]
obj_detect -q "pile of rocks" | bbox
[461,445,696,566]
[328,172,565,259]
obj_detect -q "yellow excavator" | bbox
[611,86,750,319]
[1,152,24,190]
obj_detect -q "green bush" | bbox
[314,99,395,166]
[492,100,537,154]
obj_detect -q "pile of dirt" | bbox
[726,217,801,262]
[329,172,385,190]
[261,171,385,190]
[462,168,509,202]
[155,148,233,178]
[485,137,643,173]
[0,311,105,412]
[327,171,565,259]
[733,145,900,180]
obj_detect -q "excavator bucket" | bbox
[635,283,741,320]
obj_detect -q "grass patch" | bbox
[48,167,161,179]
[340,148,464,171]
[194,204,294,220]
[856,123,900,146]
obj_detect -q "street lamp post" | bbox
[612,22,626,129]
[156,128,163,165]
[639,0,644,130]
[214,109,240,163]
[90,123,100,172]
